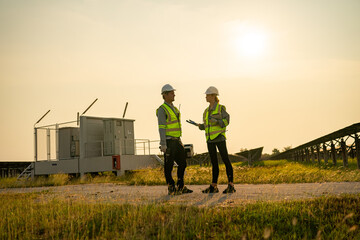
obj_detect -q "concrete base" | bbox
[34,159,79,175]
[115,170,125,176]
[33,155,160,176]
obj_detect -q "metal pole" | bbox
[341,139,348,167]
[81,98,98,115]
[310,147,315,164]
[305,148,310,162]
[34,128,37,162]
[122,102,128,118]
[316,145,321,164]
[323,143,328,164]
[301,149,304,162]
[34,109,51,162]
[47,128,51,160]
[56,124,59,160]
[355,134,360,169]
[35,110,51,125]
[331,141,337,166]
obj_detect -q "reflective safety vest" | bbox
[157,103,182,138]
[203,103,228,141]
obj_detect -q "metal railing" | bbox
[34,121,78,161]
[270,122,360,169]
[135,139,160,155]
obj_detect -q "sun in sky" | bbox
[236,31,268,58]
[228,21,269,59]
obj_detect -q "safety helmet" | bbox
[161,84,176,94]
[205,86,219,95]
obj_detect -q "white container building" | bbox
[20,115,161,179]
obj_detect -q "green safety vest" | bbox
[157,103,182,138]
[203,103,228,141]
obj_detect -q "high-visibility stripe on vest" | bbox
[203,103,227,141]
[157,103,182,137]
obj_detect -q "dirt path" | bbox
[1,182,360,207]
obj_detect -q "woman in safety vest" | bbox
[197,86,236,193]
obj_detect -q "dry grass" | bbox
[1,159,360,188]
[1,192,359,239]
[119,159,360,185]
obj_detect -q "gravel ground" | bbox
[1,182,360,207]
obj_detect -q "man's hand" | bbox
[160,145,167,153]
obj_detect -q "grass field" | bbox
[1,159,360,239]
[1,192,359,239]
[1,159,360,188]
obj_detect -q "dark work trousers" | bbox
[207,140,234,184]
[164,139,187,188]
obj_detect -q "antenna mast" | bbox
[81,98,98,115]
[122,102,128,118]
[35,110,51,126]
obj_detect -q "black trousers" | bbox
[164,139,187,188]
[207,140,234,184]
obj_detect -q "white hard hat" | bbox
[205,86,219,95]
[161,84,176,94]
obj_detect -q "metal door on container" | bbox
[122,121,135,155]
[103,120,114,155]
[104,120,123,155]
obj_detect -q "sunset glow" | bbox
[237,31,267,58]
[0,0,359,160]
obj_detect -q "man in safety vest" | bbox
[156,84,193,195]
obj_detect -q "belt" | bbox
[166,137,180,141]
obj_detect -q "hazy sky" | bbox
[1,0,360,160]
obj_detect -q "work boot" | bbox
[168,185,181,195]
[223,184,236,194]
[178,186,193,194]
[202,185,219,193]
[168,185,176,195]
